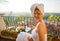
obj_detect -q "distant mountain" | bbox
[44,13,60,16]
[3,12,60,17]
[4,12,32,17]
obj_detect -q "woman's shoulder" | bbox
[38,20,45,26]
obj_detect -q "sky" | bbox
[0,0,60,13]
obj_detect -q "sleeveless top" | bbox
[31,21,47,41]
[31,22,40,41]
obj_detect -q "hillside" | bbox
[4,12,60,17]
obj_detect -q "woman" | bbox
[16,3,47,41]
[29,3,47,41]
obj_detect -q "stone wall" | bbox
[0,14,6,35]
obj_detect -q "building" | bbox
[0,13,6,35]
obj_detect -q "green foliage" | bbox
[48,14,57,21]
[47,33,58,41]
[3,16,10,26]
[1,29,18,38]
[48,33,54,38]
[57,16,60,21]
[3,14,60,27]
[48,14,60,22]
[3,16,31,27]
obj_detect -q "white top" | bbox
[31,22,40,41]
[16,21,47,41]
[31,21,47,41]
[16,32,31,41]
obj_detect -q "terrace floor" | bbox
[0,36,15,41]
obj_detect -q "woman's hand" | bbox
[29,25,35,29]
[28,36,33,41]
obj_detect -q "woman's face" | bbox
[34,8,43,21]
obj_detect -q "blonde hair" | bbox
[30,3,44,16]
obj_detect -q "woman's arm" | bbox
[37,23,47,41]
